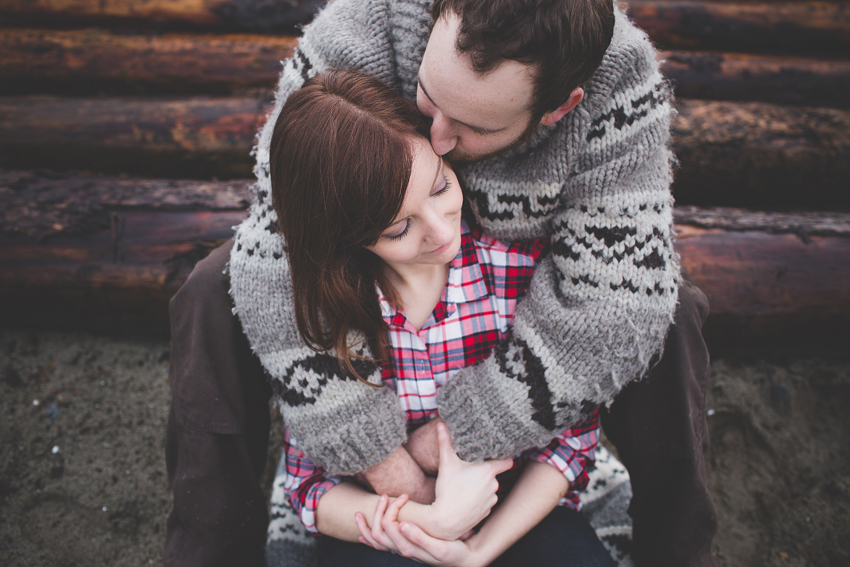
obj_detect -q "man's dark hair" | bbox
[432,0,615,118]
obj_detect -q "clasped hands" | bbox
[355,420,513,566]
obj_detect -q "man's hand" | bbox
[420,422,513,540]
[405,417,442,476]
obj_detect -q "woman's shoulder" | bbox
[470,225,549,270]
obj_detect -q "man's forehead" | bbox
[419,12,535,128]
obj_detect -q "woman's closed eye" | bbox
[384,220,411,241]
[432,175,451,197]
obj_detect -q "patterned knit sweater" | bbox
[229,0,679,475]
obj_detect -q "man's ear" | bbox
[539,87,584,126]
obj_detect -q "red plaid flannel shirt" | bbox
[284,222,600,533]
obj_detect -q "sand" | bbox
[1,329,848,566]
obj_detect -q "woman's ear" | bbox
[539,87,584,126]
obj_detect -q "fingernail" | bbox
[437,423,446,432]
[401,523,409,534]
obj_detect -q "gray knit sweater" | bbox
[229,0,679,475]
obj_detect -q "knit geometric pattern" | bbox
[229,0,680,472]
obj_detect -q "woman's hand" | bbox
[413,422,513,540]
[356,493,483,567]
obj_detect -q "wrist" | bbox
[462,532,496,567]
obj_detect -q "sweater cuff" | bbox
[436,355,554,463]
[283,379,408,476]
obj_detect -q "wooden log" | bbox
[2,171,849,344]
[0,170,252,241]
[0,28,296,96]
[2,97,848,208]
[2,28,848,107]
[0,96,269,179]
[627,1,850,57]
[0,0,325,32]
[676,223,850,351]
[660,51,850,109]
[672,99,850,211]
[2,0,847,55]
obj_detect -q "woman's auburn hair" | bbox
[269,69,430,382]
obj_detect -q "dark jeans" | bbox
[601,280,717,567]
[317,507,616,567]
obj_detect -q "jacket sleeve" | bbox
[436,19,681,462]
[165,242,273,567]
[229,0,409,476]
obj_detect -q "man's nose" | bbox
[429,115,458,156]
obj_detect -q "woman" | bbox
[269,69,615,567]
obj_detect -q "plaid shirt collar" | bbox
[379,221,489,328]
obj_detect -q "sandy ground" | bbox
[1,328,848,566]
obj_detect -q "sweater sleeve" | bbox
[229,0,409,476]
[436,18,681,461]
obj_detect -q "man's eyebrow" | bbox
[417,75,508,135]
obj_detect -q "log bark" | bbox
[0,28,296,96]
[2,97,847,208]
[2,0,847,55]
[0,0,325,32]
[676,224,850,350]
[2,28,849,108]
[2,171,849,344]
[672,99,850,211]
[626,1,850,57]
[660,51,850,109]
[0,96,269,179]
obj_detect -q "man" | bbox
[166,0,717,565]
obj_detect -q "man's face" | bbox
[417,12,539,163]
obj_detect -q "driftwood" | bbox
[673,99,850,210]
[0,96,268,179]
[1,0,847,55]
[660,51,850,109]
[0,0,325,32]
[2,96,847,208]
[2,28,848,108]
[2,171,849,344]
[626,1,850,57]
[0,28,296,96]
[677,224,850,349]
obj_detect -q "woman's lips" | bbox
[427,240,453,254]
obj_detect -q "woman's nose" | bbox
[425,209,456,245]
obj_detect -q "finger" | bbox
[355,513,388,552]
[382,493,409,527]
[436,422,457,467]
[398,522,444,560]
[381,518,424,560]
[370,494,389,537]
[490,457,515,474]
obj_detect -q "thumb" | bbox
[490,457,515,475]
[436,422,458,469]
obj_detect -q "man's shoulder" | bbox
[583,7,665,112]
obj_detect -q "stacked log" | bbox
[0,0,848,349]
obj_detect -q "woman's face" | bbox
[366,137,464,270]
